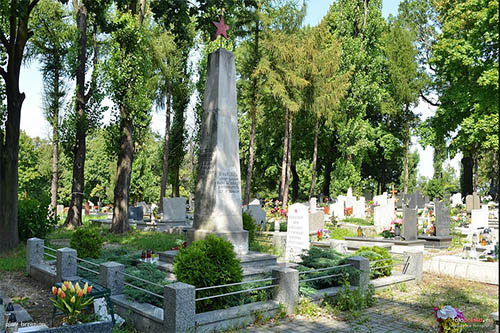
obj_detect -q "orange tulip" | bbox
[87,286,92,293]
[60,291,66,299]
[52,287,58,295]
[78,290,83,297]
[63,281,69,288]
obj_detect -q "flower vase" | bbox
[395,225,401,237]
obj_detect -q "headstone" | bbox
[309,197,317,211]
[471,207,488,230]
[244,199,266,228]
[136,201,151,214]
[451,193,462,207]
[466,193,480,213]
[128,206,143,221]
[434,201,450,237]
[373,192,387,206]
[332,196,345,219]
[403,207,418,241]
[56,205,64,216]
[163,197,187,221]
[286,203,309,262]
[187,48,248,254]
[473,193,480,210]
[396,195,403,209]
[308,211,325,233]
[374,205,391,230]
[353,199,366,219]
[345,195,356,209]
[387,198,395,218]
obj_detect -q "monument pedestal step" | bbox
[418,235,453,249]
[344,237,425,253]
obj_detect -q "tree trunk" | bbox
[309,116,319,199]
[279,108,289,201]
[173,167,180,197]
[0,0,39,252]
[160,85,171,208]
[291,162,299,202]
[243,19,260,206]
[403,111,409,194]
[64,3,88,229]
[489,150,498,200]
[111,105,133,234]
[380,156,386,195]
[473,144,479,193]
[283,115,293,208]
[461,156,473,197]
[49,68,60,216]
[0,88,24,252]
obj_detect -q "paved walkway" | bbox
[237,296,433,333]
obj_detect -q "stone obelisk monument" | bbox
[187,46,248,254]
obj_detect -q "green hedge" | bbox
[354,246,392,279]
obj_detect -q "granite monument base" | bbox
[418,235,453,249]
[344,237,425,253]
[186,229,249,255]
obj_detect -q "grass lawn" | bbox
[341,217,374,226]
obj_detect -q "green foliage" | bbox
[18,196,57,241]
[0,244,26,272]
[354,246,392,279]
[242,211,256,244]
[342,218,372,226]
[332,278,376,318]
[173,235,243,312]
[325,226,357,240]
[299,247,358,290]
[295,297,321,318]
[100,230,181,252]
[123,263,168,307]
[69,227,103,259]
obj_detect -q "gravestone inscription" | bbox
[286,203,309,262]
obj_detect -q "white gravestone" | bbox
[309,197,317,211]
[244,199,266,228]
[345,188,356,208]
[353,199,366,219]
[286,203,309,262]
[163,197,186,221]
[450,193,462,207]
[374,205,392,231]
[386,198,395,219]
[471,207,489,230]
[373,192,387,206]
[332,196,345,219]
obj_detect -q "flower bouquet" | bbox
[316,228,331,241]
[51,281,94,325]
[433,305,466,332]
[381,226,395,239]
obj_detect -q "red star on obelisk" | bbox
[212,15,229,40]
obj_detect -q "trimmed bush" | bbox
[242,211,256,244]
[69,226,103,259]
[354,246,392,278]
[18,196,57,241]
[173,235,243,312]
[298,247,358,290]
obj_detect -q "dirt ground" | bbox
[0,271,55,327]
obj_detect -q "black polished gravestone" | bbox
[418,200,452,248]
[402,207,418,241]
[128,206,144,221]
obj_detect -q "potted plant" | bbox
[51,281,94,325]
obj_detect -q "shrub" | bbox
[242,211,256,244]
[18,196,57,241]
[332,278,376,318]
[173,235,243,312]
[123,263,168,307]
[298,247,358,290]
[69,227,103,259]
[354,246,393,279]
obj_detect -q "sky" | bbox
[17,0,460,180]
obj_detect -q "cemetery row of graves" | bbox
[1,188,498,332]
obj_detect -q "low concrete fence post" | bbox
[403,249,423,282]
[347,256,369,290]
[271,267,299,315]
[100,262,124,295]
[56,248,77,282]
[26,238,44,274]
[164,282,195,332]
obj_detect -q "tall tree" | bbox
[382,17,426,194]
[63,0,107,228]
[28,0,72,215]
[0,0,41,252]
[107,2,154,234]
